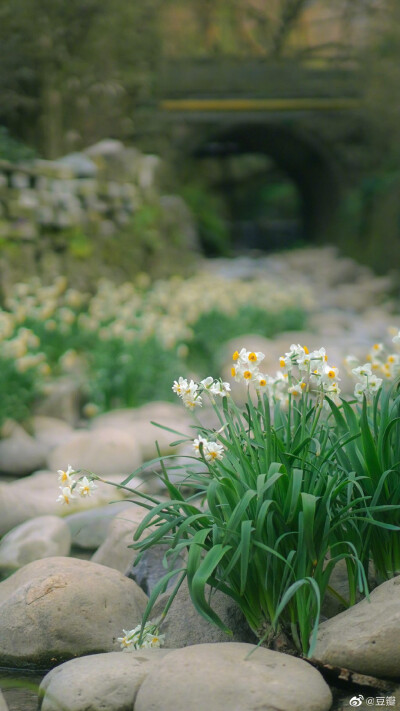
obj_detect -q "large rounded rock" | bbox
[90,402,190,460]
[65,502,132,550]
[35,377,82,426]
[0,556,148,668]
[0,690,8,711]
[91,504,150,572]
[47,428,142,476]
[314,575,400,677]
[135,642,332,711]
[0,516,71,575]
[38,650,170,711]
[30,416,74,453]
[0,470,130,536]
[0,422,47,476]
[150,581,256,648]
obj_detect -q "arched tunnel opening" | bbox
[185,123,342,255]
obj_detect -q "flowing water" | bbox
[1,668,43,711]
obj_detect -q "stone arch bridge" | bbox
[157,59,363,243]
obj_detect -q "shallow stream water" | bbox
[0,668,42,711]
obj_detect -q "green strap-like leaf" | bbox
[190,544,233,633]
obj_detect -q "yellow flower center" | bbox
[300,382,306,389]
[232,351,239,361]
[324,355,328,362]
[61,472,67,482]
[328,370,335,379]
[152,637,159,644]
[231,366,236,377]
[209,451,218,459]
[291,389,299,397]
[303,346,309,354]
[279,358,285,368]
[366,354,372,361]
[248,352,257,362]
[373,343,380,350]
[259,379,266,387]
[388,356,395,363]
[243,370,252,380]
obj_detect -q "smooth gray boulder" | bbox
[91,504,150,572]
[135,643,332,711]
[58,153,97,178]
[38,650,170,711]
[0,556,148,668]
[65,502,131,550]
[0,516,71,574]
[0,422,47,476]
[89,401,190,460]
[47,428,142,477]
[30,416,74,453]
[0,690,8,711]
[150,580,256,648]
[314,575,400,677]
[35,377,82,426]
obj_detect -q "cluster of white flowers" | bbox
[172,377,203,409]
[231,348,266,384]
[279,344,342,405]
[117,622,165,651]
[344,330,400,399]
[172,376,230,409]
[230,344,341,406]
[56,465,97,504]
[1,270,310,382]
[193,435,225,462]
[351,363,382,401]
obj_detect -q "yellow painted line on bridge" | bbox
[160,97,361,112]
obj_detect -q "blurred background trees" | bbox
[0,0,399,271]
[0,0,390,159]
[0,0,159,157]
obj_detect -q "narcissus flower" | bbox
[56,486,76,505]
[352,363,372,379]
[193,436,224,462]
[203,441,224,463]
[57,464,76,486]
[75,476,97,497]
[354,374,382,401]
[172,377,188,396]
[118,622,165,651]
[193,435,208,455]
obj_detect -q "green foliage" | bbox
[66,228,94,259]
[0,126,36,163]
[0,356,39,427]
[0,0,159,156]
[188,306,306,374]
[85,336,184,410]
[328,383,400,581]
[337,174,400,274]
[119,379,400,657]
[98,201,195,280]
[180,184,230,257]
